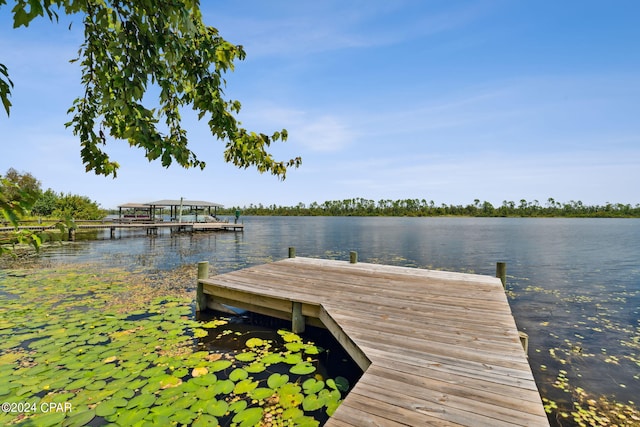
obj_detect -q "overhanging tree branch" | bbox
[2,0,301,179]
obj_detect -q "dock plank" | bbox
[199,257,549,426]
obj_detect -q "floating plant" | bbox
[509,278,640,426]
[0,265,350,426]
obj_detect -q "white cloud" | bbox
[236,104,356,152]
[293,115,356,152]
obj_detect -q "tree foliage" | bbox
[1,168,42,200]
[0,169,103,255]
[229,198,640,218]
[1,0,301,178]
[0,177,42,254]
[53,192,104,220]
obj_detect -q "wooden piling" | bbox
[288,247,296,258]
[196,261,209,312]
[349,251,358,264]
[519,331,529,355]
[496,262,506,289]
[291,302,305,333]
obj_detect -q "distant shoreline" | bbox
[207,198,640,219]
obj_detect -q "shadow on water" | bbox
[195,310,363,426]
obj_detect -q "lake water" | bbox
[37,216,640,424]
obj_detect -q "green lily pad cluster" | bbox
[0,265,348,426]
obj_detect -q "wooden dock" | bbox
[0,221,244,237]
[198,256,549,426]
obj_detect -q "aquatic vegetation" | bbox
[510,280,640,426]
[0,265,347,426]
[543,371,639,426]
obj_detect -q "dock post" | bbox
[292,302,305,333]
[288,247,296,258]
[496,262,506,289]
[68,228,76,241]
[196,261,209,312]
[519,331,529,355]
[350,251,358,264]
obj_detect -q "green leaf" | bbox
[232,407,263,427]
[62,408,95,427]
[267,373,289,389]
[229,368,248,382]
[228,399,247,414]
[249,387,275,401]
[290,362,316,375]
[170,408,197,425]
[260,353,284,365]
[302,394,325,412]
[212,379,234,395]
[30,411,67,427]
[235,352,256,362]
[327,376,350,392]
[245,337,264,348]
[126,393,156,409]
[206,400,228,417]
[233,378,258,395]
[111,407,149,425]
[192,414,219,427]
[244,362,266,373]
[302,378,325,395]
[208,359,232,372]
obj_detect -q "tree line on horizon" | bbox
[226,197,640,218]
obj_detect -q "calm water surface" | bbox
[39,216,640,422]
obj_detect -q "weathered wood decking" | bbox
[198,257,549,426]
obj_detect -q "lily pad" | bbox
[228,399,247,414]
[278,331,302,343]
[206,399,229,417]
[62,408,95,427]
[233,378,259,395]
[232,407,263,427]
[110,407,149,425]
[290,362,316,375]
[170,408,197,424]
[249,387,275,401]
[229,368,248,382]
[260,353,285,365]
[245,337,265,348]
[126,393,156,409]
[244,362,266,373]
[267,373,289,389]
[192,414,220,427]
[302,394,325,412]
[208,359,232,372]
[327,376,350,392]
[191,373,218,386]
[29,411,67,427]
[235,352,256,362]
[303,378,325,394]
[212,379,234,395]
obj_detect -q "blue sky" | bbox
[1,1,639,209]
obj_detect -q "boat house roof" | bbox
[145,200,224,208]
[118,200,224,209]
